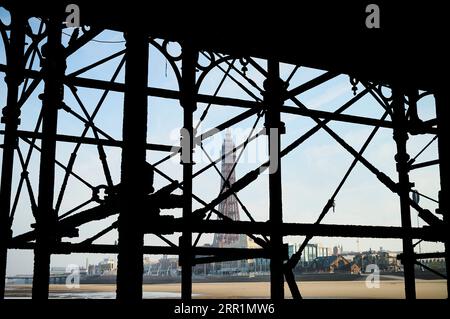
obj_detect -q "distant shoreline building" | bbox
[87,257,116,276]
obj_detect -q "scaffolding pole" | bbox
[435,90,450,298]
[0,9,25,300]
[180,41,197,300]
[32,11,64,300]
[116,26,148,301]
[265,59,285,300]
[392,86,416,300]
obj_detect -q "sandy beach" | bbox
[5,280,447,299]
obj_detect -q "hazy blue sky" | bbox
[0,11,443,275]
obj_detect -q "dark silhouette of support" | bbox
[435,90,450,298]
[180,42,197,300]
[116,27,148,301]
[0,1,448,304]
[392,87,416,300]
[264,59,285,300]
[0,10,25,300]
[32,12,65,300]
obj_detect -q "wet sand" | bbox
[6,280,447,299]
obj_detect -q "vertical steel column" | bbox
[0,10,25,300]
[392,87,416,299]
[116,27,148,301]
[264,59,284,300]
[434,90,450,298]
[32,12,64,300]
[180,42,197,300]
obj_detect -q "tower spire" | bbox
[213,131,241,247]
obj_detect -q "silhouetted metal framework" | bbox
[0,1,448,301]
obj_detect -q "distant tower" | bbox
[213,130,241,247]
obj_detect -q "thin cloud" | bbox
[305,82,349,110]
